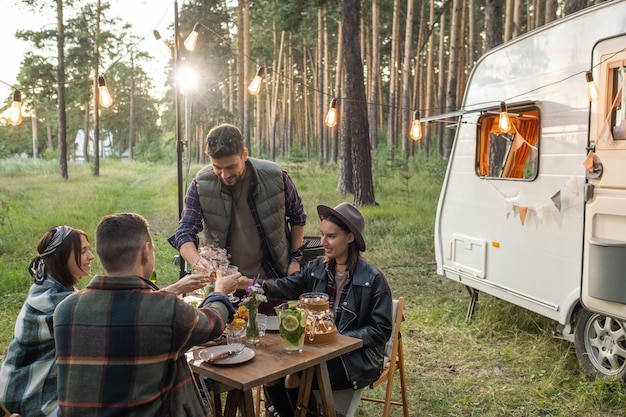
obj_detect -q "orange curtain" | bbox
[502,112,539,178]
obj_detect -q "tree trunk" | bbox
[269,31,284,160]
[339,0,375,206]
[485,0,503,51]
[57,0,68,179]
[445,0,463,157]
[424,0,436,157]
[512,0,523,38]
[317,8,324,163]
[242,0,251,148]
[83,100,90,163]
[468,0,476,69]
[303,39,310,160]
[504,0,512,42]
[400,0,415,159]
[437,10,446,156]
[323,12,329,162]
[545,0,558,24]
[368,0,380,150]
[565,0,586,15]
[387,0,401,152]
[237,5,244,134]
[331,23,343,164]
[92,0,101,176]
[129,56,135,160]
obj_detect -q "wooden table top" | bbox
[188,332,362,392]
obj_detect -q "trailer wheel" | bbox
[574,307,626,381]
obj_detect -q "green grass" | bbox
[2,156,626,416]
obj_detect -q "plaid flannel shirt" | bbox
[0,276,74,417]
[54,275,229,417]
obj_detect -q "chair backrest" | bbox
[361,297,408,417]
[383,298,403,365]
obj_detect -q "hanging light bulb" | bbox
[184,23,200,51]
[585,71,600,102]
[248,66,265,95]
[98,75,113,108]
[153,30,172,57]
[410,110,422,140]
[325,98,338,127]
[9,89,23,126]
[499,101,512,133]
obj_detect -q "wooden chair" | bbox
[360,297,409,417]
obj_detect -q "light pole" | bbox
[174,0,185,278]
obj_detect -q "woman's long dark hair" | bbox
[37,228,88,287]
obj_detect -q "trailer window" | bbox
[608,66,625,140]
[476,109,539,180]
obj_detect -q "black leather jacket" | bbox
[262,257,393,390]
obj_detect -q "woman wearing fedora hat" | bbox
[240,203,393,417]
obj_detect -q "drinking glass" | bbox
[225,323,246,354]
[256,313,267,337]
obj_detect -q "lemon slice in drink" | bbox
[281,315,300,332]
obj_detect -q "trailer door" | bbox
[582,35,626,320]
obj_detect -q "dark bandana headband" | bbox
[29,226,73,285]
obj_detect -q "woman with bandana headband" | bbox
[0,226,94,417]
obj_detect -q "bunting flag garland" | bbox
[551,191,562,212]
[566,176,579,196]
[600,86,622,144]
[490,150,593,226]
[519,206,528,225]
[583,152,594,172]
[505,199,514,219]
[599,117,615,144]
[534,202,544,224]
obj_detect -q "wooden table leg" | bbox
[295,367,315,417]
[223,389,256,417]
[202,379,223,417]
[315,362,336,417]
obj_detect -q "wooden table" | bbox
[188,332,362,417]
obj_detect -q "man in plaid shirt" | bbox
[54,212,240,416]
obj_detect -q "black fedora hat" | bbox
[317,202,366,252]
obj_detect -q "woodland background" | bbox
[0,0,603,205]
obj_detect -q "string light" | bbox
[4,8,620,140]
[324,97,338,127]
[585,71,600,102]
[184,23,200,51]
[410,110,422,140]
[98,75,113,108]
[9,89,23,126]
[247,66,264,95]
[498,101,512,133]
[153,30,172,57]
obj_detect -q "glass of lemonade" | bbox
[274,302,306,353]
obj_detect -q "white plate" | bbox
[198,346,255,365]
[266,315,279,331]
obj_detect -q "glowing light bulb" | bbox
[98,76,113,108]
[184,23,200,51]
[153,30,172,57]
[324,98,338,127]
[499,102,512,133]
[586,71,600,102]
[9,89,23,126]
[248,66,264,95]
[410,110,422,140]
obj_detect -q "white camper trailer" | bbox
[434,1,626,380]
